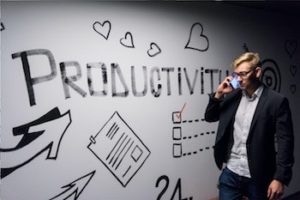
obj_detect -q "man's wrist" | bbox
[214,91,223,99]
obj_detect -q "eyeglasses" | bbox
[232,67,256,78]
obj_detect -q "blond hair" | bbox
[232,52,261,69]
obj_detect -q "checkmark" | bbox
[176,103,186,119]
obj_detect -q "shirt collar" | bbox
[242,85,264,101]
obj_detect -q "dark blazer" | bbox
[205,85,294,187]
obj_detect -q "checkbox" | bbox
[172,111,181,124]
[172,127,182,140]
[173,143,182,158]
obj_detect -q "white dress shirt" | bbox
[227,85,264,177]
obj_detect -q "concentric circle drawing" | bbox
[261,59,281,92]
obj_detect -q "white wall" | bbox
[1,2,299,200]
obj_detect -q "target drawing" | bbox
[261,59,281,93]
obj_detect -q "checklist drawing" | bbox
[88,111,150,187]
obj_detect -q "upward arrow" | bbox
[0,107,72,178]
[49,170,96,200]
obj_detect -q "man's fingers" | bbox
[274,192,283,200]
[268,191,283,200]
[267,187,273,199]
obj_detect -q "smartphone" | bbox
[230,75,240,89]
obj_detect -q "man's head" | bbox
[232,52,262,91]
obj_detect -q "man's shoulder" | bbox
[262,86,289,106]
[263,86,286,99]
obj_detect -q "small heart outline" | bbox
[120,32,135,48]
[290,64,297,77]
[290,84,296,94]
[285,39,297,59]
[147,42,161,57]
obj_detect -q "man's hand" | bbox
[214,76,234,99]
[267,180,284,200]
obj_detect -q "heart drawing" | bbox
[284,39,297,58]
[290,64,298,77]
[243,43,250,52]
[290,84,296,94]
[93,20,111,40]
[120,32,135,48]
[185,22,209,52]
[147,42,161,57]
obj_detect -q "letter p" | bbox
[12,49,57,106]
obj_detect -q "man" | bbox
[205,52,294,200]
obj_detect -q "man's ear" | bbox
[255,67,262,78]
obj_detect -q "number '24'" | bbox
[155,175,193,200]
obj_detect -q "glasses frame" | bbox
[232,67,257,78]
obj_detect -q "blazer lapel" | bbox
[216,91,242,142]
[247,85,268,142]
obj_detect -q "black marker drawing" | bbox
[290,64,297,77]
[171,112,214,158]
[172,131,215,158]
[87,111,150,187]
[185,23,209,52]
[87,62,108,96]
[156,175,194,200]
[204,69,220,94]
[12,49,58,106]
[243,43,250,52]
[290,84,296,94]
[131,66,148,97]
[60,61,88,98]
[93,20,111,40]
[0,22,5,31]
[172,111,182,124]
[111,63,130,97]
[12,49,230,100]
[261,59,281,92]
[49,170,95,200]
[147,42,162,57]
[120,32,135,48]
[285,39,298,58]
[0,107,72,178]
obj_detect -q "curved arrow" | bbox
[49,170,96,200]
[0,107,72,178]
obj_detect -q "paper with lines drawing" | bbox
[88,111,150,187]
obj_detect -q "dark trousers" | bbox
[218,167,268,200]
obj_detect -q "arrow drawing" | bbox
[0,107,72,178]
[49,170,96,200]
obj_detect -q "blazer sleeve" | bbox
[204,93,222,122]
[274,97,294,186]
